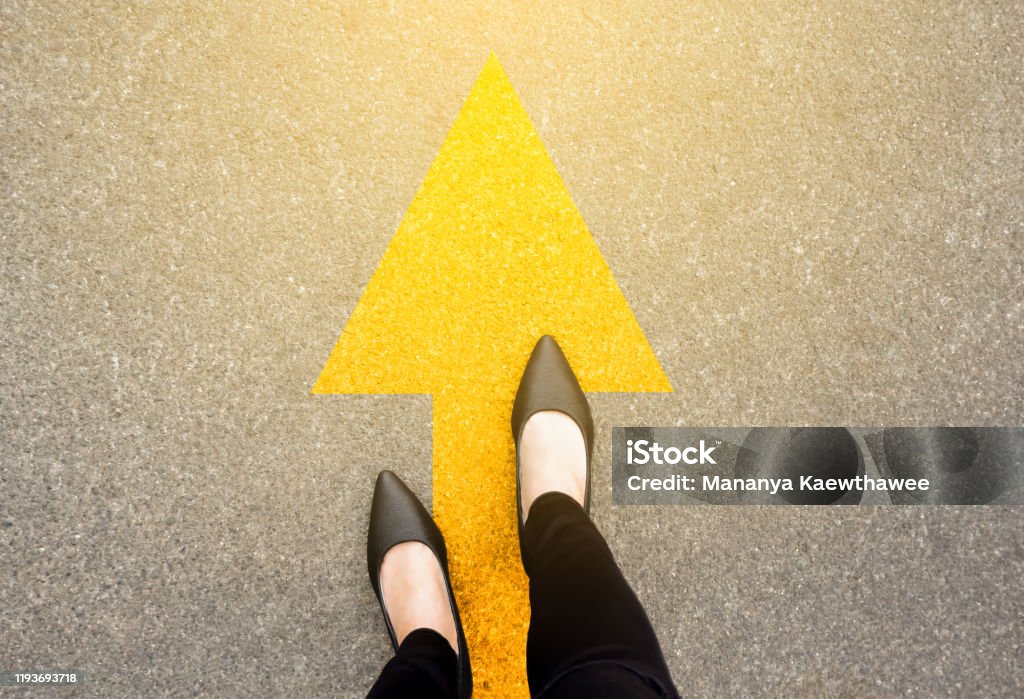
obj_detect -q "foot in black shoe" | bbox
[379,541,458,652]
[518,410,587,523]
[512,335,595,570]
[367,470,473,697]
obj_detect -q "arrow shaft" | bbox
[433,389,529,697]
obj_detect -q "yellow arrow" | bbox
[314,54,672,696]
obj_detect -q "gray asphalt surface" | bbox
[2,1,1023,696]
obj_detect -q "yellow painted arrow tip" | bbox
[312,52,675,398]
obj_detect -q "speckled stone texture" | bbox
[1,1,1022,697]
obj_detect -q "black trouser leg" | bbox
[524,492,680,698]
[366,628,459,699]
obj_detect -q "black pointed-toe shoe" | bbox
[367,470,472,698]
[511,335,595,571]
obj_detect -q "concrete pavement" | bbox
[2,1,1022,696]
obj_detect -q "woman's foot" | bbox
[379,541,459,653]
[519,410,587,523]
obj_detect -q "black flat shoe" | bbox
[511,335,595,571]
[367,470,472,698]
